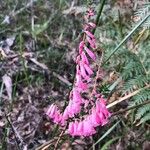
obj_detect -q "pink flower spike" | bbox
[84,31,95,39]
[84,45,96,60]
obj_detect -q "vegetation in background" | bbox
[0,0,150,150]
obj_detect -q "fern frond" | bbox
[122,61,144,79]
[134,2,150,29]
[139,112,150,124]
[133,89,150,104]
[136,103,150,120]
[123,74,150,93]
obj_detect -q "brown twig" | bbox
[35,138,58,150]
[112,100,150,116]
[4,112,22,150]
[106,84,150,108]
[54,130,65,150]
[36,125,67,150]
[54,125,67,150]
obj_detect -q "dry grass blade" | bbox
[107,84,150,108]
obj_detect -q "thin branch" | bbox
[54,129,66,150]
[35,139,57,150]
[107,85,150,108]
[36,125,67,150]
[4,112,22,150]
[112,100,150,116]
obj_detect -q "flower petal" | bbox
[84,45,96,60]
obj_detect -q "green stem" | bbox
[93,0,106,34]
[103,13,150,65]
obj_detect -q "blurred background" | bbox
[0,0,150,149]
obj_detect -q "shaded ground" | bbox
[0,0,150,150]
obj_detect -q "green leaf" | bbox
[101,136,121,150]
[32,19,51,36]
[93,121,120,148]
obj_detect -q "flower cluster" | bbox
[46,7,111,136]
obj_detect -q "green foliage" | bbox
[101,136,121,150]
[93,121,120,148]
[102,2,150,124]
[117,42,149,124]
[109,39,150,124]
[134,2,150,29]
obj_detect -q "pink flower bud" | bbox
[88,22,96,28]
[86,36,96,49]
[84,45,96,60]
[81,51,89,65]
[84,30,95,39]
[79,41,85,54]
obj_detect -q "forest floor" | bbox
[0,0,150,150]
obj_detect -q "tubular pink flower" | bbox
[96,98,111,118]
[72,121,79,136]
[87,9,94,17]
[67,101,81,117]
[68,122,74,135]
[98,111,108,126]
[88,22,96,28]
[46,104,57,119]
[46,104,54,116]
[79,41,85,54]
[75,73,88,91]
[81,51,89,65]
[84,45,96,60]
[83,119,96,136]
[72,88,82,103]
[79,61,90,80]
[77,121,84,135]
[76,55,81,64]
[53,112,62,124]
[86,36,96,49]
[90,108,102,127]
[84,30,95,39]
[62,108,69,120]
[83,63,94,75]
